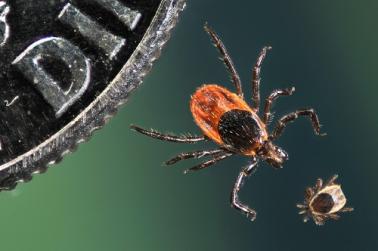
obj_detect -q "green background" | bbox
[1,0,377,250]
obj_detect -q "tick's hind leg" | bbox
[340,207,354,213]
[326,174,338,186]
[231,160,259,221]
[165,149,225,165]
[269,109,326,140]
[184,152,233,174]
[251,46,272,111]
[204,23,243,97]
[130,125,206,143]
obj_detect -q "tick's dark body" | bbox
[219,109,262,152]
[311,193,334,214]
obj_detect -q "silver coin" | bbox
[0,0,186,190]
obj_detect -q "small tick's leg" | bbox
[263,87,295,124]
[305,187,315,203]
[231,160,259,221]
[130,125,206,143]
[327,213,340,220]
[340,207,354,213]
[252,46,272,111]
[165,149,225,166]
[270,109,326,140]
[315,178,323,192]
[204,23,243,97]
[313,215,326,226]
[296,203,307,210]
[183,152,233,174]
[302,215,310,223]
[326,174,338,186]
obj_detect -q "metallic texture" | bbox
[0,0,186,190]
[92,0,142,31]
[0,1,10,46]
[58,3,126,59]
[12,37,91,117]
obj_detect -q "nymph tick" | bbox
[131,24,325,221]
[297,175,353,225]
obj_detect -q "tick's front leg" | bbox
[251,46,272,111]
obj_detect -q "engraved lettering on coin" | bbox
[92,0,142,31]
[58,3,126,59]
[0,1,10,46]
[12,37,91,118]
[0,0,185,190]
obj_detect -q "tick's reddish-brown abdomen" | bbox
[190,85,268,154]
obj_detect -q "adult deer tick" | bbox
[297,175,353,225]
[131,24,326,221]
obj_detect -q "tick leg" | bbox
[263,87,295,124]
[340,207,354,212]
[165,149,225,166]
[296,203,307,210]
[313,215,326,225]
[204,23,243,97]
[302,215,310,223]
[183,152,233,174]
[326,174,338,186]
[252,46,272,111]
[231,160,259,221]
[130,125,206,143]
[270,109,326,140]
[315,178,323,192]
[327,213,340,220]
[305,187,315,203]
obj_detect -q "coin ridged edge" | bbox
[0,0,187,190]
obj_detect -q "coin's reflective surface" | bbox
[0,0,185,189]
[0,1,10,46]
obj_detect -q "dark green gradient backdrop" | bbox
[1,1,377,250]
